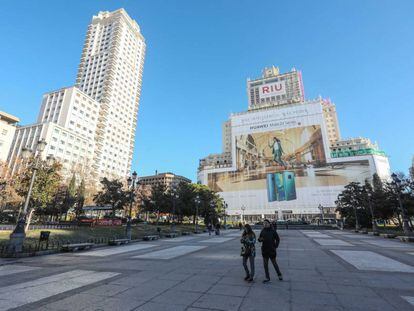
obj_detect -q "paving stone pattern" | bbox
[0,229,413,310]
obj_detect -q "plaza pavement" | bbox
[0,229,414,310]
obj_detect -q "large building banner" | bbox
[202,102,380,217]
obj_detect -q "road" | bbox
[0,229,414,310]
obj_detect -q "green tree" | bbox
[60,174,77,219]
[15,159,62,214]
[94,178,129,218]
[336,182,370,229]
[75,179,86,217]
[193,184,223,225]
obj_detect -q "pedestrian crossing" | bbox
[163,236,196,242]
[331,250,414,273]
[0,264,40,276]
[0,270,119,311]
[303,230,414,273]
[402,296,414,306]
[313,238,354,246]
[200,237,234,243]
[132,245,207,260]
[75,243,158,257]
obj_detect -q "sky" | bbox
[0,0,413,181]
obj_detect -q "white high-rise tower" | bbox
[76,9,146,178]
[7,9,145,181]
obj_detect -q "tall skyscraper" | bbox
[7,9,145,181]
[75,9,146,178]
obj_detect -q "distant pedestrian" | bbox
[239,222,243,231]
[215,223,221,235]
[241,224,256,282]
[207,223,213,236]
[271,220,277,231]
[258,219,283,283]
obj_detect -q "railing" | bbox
[0,236,113,257]
[0,224,79,231]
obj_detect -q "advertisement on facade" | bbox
[203,102,376,216]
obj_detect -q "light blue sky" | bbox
[0,0,413,181]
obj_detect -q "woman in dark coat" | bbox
[258,219,283,283]
[240,224,256,282]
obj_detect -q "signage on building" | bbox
[258,81,286,99]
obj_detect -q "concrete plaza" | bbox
[0,229,414,310]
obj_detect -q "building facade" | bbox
[198,66,390,221]
[75,9,146,178]
[7,122,92,177]
[0,111,19,162]
[247,66,304,110]
[138,172,191,189]
[6,9,145,181]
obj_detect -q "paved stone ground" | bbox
[0,229,414,310]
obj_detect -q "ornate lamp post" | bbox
[391,173,412,236]
[194,195,200,233]
[366,191,378,234]
[318,204,324,225]
[126,171,138,240]
[8,139,49,252]
[241,205,246,224]
[171,186,179,233]
[223,201,228,229]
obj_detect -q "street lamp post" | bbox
[241,205,246,224]
[391,173,412,236]
[317,204,324,225]
[366,192,378,233]
[126,171,138,240]
[223,201,228,229]
[194,195,200,233]
[353,198,360,231]
[171,187,178,234]
[8,139,49,253]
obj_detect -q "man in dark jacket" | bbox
[258,219,283,283]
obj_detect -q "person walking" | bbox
[215,222,221,235]
[258,219,283,283]
[241,224,256,282]
[207,223,213,236]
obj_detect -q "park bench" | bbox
[143,235,159,241]
[165,232,178,238]
[380,233,396,239]
[397,236,414,243]
[181,232,192,236]
[368,231,380,236]
[61,243,94,252]
[108,238,130,246]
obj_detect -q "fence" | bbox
[0,236,113,257]
[0,224,79,231]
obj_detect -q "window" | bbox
[2,129,7,135]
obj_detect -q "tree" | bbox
[60,174,77,220]
[14,159,62,215]
[74,179,86,217]
[193,184,223,225]
[94,178,129,218]
[336,182,370,228]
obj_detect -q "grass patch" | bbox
[0,223,205,247]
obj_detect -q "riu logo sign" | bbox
[259,81,286,98]
[262,83,283,94]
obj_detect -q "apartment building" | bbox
[138,172,191,189]
[7,9,146,181]
[75,9,146,179]
[0,111,19,162]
